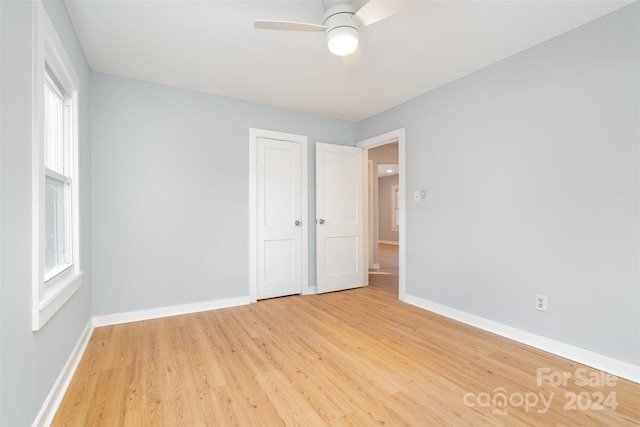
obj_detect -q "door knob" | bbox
[294,220,301,226]
[318,219,325,224]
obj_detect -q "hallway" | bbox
[369,243,399,296]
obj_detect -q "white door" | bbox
[256,136,303,299]
[316,143,365,293]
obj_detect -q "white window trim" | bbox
[32,2,82,331]
[391,184,399,231]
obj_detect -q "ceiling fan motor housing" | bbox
[323,4,360,56]
[323,4,359,32]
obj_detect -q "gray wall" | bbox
[91,73,355,315]
[357,4,639,365]
[378,175,399,243]
[0,0,92,424]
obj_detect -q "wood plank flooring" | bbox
[53,244,640,426]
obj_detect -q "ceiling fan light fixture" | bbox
[327,26,359,56]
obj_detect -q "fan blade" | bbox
[342,47,365,74]
[254,20,326,32]
[353,0,407,27]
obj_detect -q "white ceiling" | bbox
[378,164,399,177]
[64,0,632,122]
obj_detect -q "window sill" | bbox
[44,263,73,283]
[32,270,83,331]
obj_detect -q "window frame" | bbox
[391,184,400,231]
[44,69,74,283]
[32,2,82,331]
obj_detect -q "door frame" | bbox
[357,128,406,301]
[249,128,309,303]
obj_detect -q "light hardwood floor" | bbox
[54,244,639,426]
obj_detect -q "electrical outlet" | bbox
[535,294,548,312]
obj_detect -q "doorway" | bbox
[369,243,400,296]
[356,129,406,301]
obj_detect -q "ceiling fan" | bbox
[254,0,406,57]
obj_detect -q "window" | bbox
[392,184,400,231]
[44,70,73,282]
[32,3,82,331]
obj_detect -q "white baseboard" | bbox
[403,294,640,384]
[33,319,94,427]
[378,240,399,246]
[302,286,318,295]
[93,296,251,327]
